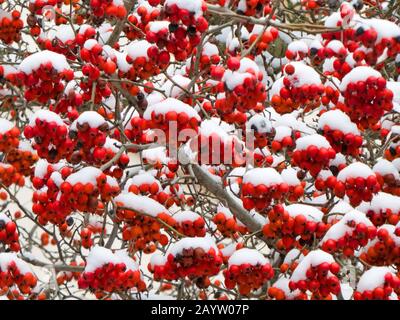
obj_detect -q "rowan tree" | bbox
[0,0,399,300]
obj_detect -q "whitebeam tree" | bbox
[0,0,399,300]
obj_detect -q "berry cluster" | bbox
[78,246,146,293]
[292,134,336,177]
[262,204,328,251]
[241,168,289,212]
[223,248,274,296]
[289,250,341,299]
[354,268,400,300]
[320,210,377,257]
[9,51,73,104]
[173,211,206,237]
[332,162,381,206]
[0,215,20,252]
[339,67,393,129]
[24,110,74,163]
[271,63,325,114]
[149,238,223,281]
[212,206,247,238]
[0,10,23,44]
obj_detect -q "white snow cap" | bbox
[284,61,322,87]
[19,50,71,73]
[143,98,200,121]
[242,167,284,186]
[228,248,268,266]
[321,210,373,242]
[295,134,331,150]
[285,204,324,222]
[126,40,153,61]
[340,66,382,91]
[72,111,107,129]
[373,159,400,180]
[114,192,170,217]
[0,119,14,134]
[28,109,65,127]
[167,237,219,257]
[357,267,393,293]
[291,250,335,282]
[173,210,201,222]
[337,162,375,181]
[318,109,359,135]
[84,246,139,273]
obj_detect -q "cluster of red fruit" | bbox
[360,225,400,267]
[78,262,145,294]
[248,26,279,55]
[123,115,148,145]
[174,213,206,237]
[354,270,400,300]
[149,242,223,281]
[271,64,325,114]
[9,56,74,104]
[89,0,127,19]
[318,118,363,156]
[223,249,274,296]
[289,259,341,299]
[0,10,23,44]
[5,146,38,177]
[241,171,289,212]
[340,72,393,129]
[321,216,377,257]
[0,219,20,252]
[122,41,170,90]
[68,112,109,165]
[224,0,272,16]
[332,170,381,207]
[217,57,266,117]
[0,163,24,187]
[24,112,74,163]
[157,0,208,61]
[0,256,37,296]
[0,122,19,153]
[292,137,336,177]
[125,5,160,41]
[212,209,247,238]
[262,205,328,251]
[144,99,200,139]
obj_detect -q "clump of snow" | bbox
[339,66,382,91]
[173,210,201,223]
[0,253,33,275]
[337,162,375,181]
[28,109,65,127]
[242,167,284,186]
[284,62,322,87]
[114,192,170,217]
[295,134,331,150]
[357,266,393,292]
[143,98,200,120]
[0,119,15,134]
[281,168,300,186]
[373,159,400,180]
[228,248,268,266]
[167,237,219,257]
[321,210,374,242]
[126,40,153,61]
[84,246,139,273]
[19,50,71,73]
[318,110,359,134]
[285,204,324,222]
[72,111,107,129]
[291,250,335,282]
